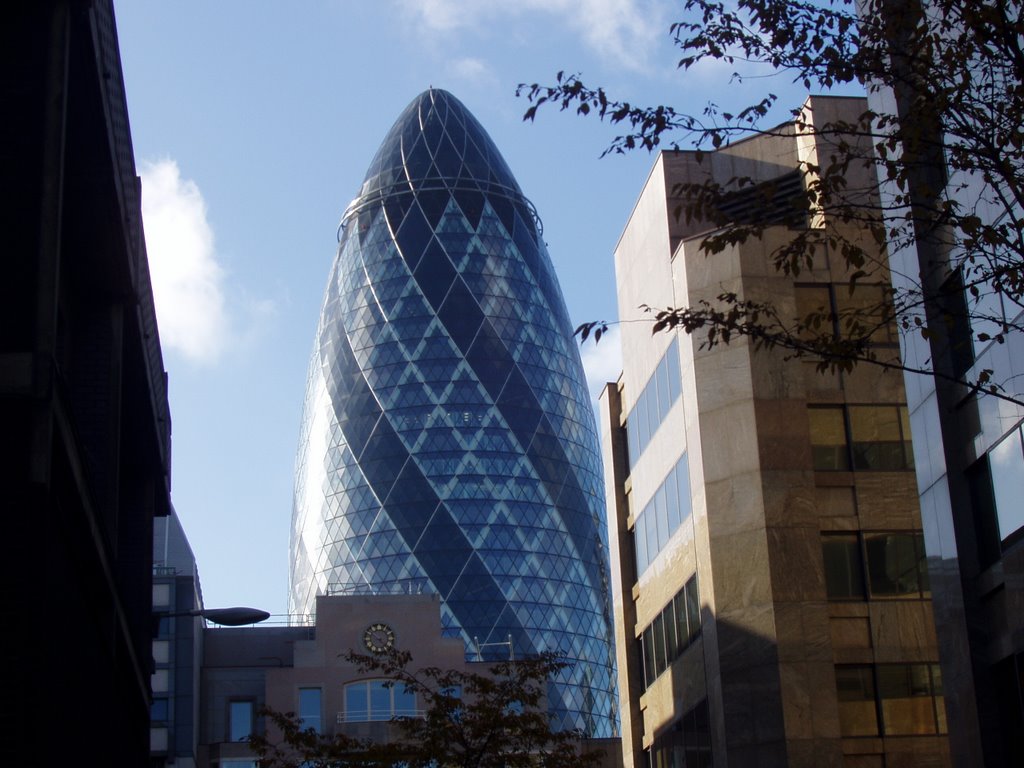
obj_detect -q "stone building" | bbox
[600,96,950,768]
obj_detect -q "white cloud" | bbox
[140,159,229,364]
[448,56,498,87]
[401,0,665,71]
[579,324,623,407]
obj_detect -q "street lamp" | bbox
[160,606,270,626]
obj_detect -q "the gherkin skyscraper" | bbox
[290,89,616,735]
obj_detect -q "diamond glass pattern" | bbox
[289,89,616,736]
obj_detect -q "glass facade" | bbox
[289,89,616,735]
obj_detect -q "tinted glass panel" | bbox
[229,701,253,741]
[685,577,701,643]
[635,516,649,575]
[794,284,833,341]
[835,667,879,736]
[346,684,368,722]
[652,613,667,676]
[370,680,391,721]
[991,427,1024,545]
[654,486,668,551]
[394,685,417,717]
[809,407,849,470]
[850,406,910,470]
[865,533,922,597]
[673,591,689,655]
[299,688,322,732]
[822,534,865,599]
[642,626,656,688]
[151,698,168,722]
[878,665,936,735]
[835,284,897,343]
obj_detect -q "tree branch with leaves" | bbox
[251,650,605,768]
[519,0,1024,406]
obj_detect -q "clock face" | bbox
[363,622,395,654]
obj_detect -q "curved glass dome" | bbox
[290,89,616,736]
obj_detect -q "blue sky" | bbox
[115,0,829,617]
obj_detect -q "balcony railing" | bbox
[336,711,426,723]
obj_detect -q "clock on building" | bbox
[362,622,395,654]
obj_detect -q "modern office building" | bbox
[290,88,617,735]
[869,55,1024,767]
[600,96,950,767]
[1,2,173,765]
[153,510,206,768]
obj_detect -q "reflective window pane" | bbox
[652,613,667,676]
[865,533,923,598]
[394,685,417,717]
[673,591,689,655]
[835,284,897,344]
[835,666,879,737]
[642,626,656,688]
[346,683,368,722]
[662,600,677,659]
[654,486,668,551]
[809,407,849,470]
[229,701,253,742]
[794,284,833,341]
[370,680,391,721]
[685,577,701,643]
[299,688,322,733]
[878,664,937,735]
[849,406,912,470]
[822,534,866,599]
[667,340,682,403]
[990,427,1024,545]
[634,515,649,575]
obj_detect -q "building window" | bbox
[877,664,946,736]
[809,405,913,471]
[835,666,879,737]
[152,639,170,664]
[152,583,171,607]
[633,453,691,576]
[229,700,254,742]
[989,424,1024,548]
[864,532,930,598]
[822,531,928,600]
[343,680,417,722]
[151,669,169,693]
[299,688,322,733]
[151,697,169,722]
[835,664,946,737]
[639,575,701,690]
[645,698,712,768]
[822,534,866,599]
[809,406,850,470]
[849,406,913,470]
[626,339,682,470]
[795,282,897,345]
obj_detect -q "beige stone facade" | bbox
[600,96,951,768]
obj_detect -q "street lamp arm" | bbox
[157,606,270,626]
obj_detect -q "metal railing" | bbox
[336,710,426,723]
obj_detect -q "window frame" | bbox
[343,679,418,723]
[227,699,255,742]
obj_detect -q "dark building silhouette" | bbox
[1,2,172,765]
[290,89,617,735]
